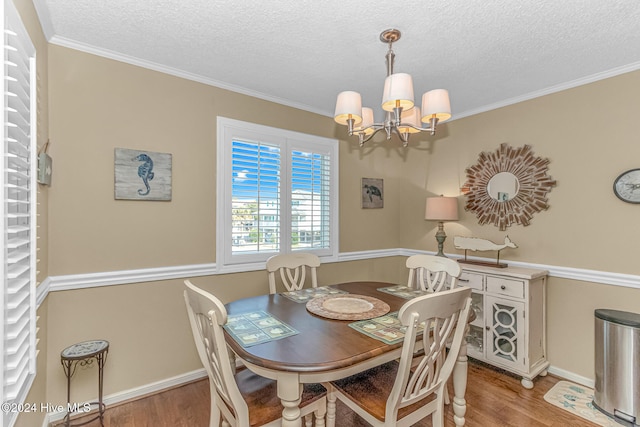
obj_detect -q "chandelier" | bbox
[334,29,451,147]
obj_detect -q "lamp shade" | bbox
[334,91,363,125]
[421,89,451,123]
[381,73,415,112]
[398,106,421,134]
[355,107,375,135]
[425,196,459,221]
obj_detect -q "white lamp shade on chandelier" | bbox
[381,73,415,112]
[399,107,422,134]
[422,89,451,122]
[358,107,376,135]
[334,29,451,147]
[334,91,363,126]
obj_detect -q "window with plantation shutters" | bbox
[217,117,338,272]
[1,1,37,425]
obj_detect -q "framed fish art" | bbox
[114,148,172,201]
[362,177,383,209]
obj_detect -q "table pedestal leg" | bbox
[452,328,468,427]
[278,374,302,427]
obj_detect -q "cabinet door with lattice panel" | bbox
[485,295,525,372]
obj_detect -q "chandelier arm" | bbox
[400,132,410,148]
[398,117,441,136]
[389,123,409,144]
[357,125,386,146]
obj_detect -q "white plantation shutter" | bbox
[217,117,338,271]
[2,1,37,425]
[290,149,331,250]
[231,140,281,253]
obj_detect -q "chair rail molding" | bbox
[36,249,640,308]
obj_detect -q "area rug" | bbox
[543,380,620,426]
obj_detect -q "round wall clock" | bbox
[613,168,640,203]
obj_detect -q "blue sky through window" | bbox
[232,140,326,200]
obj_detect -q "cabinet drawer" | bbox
[458,272,484,291]
[486,276,524,299]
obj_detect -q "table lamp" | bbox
[425,195,459,257]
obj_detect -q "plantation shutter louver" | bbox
[290,150,331,250]
[2,1,37,425]
[231,140,281,254]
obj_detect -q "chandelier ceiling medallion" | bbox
[334,29,451,147]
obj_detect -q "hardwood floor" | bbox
[56,360,600,427]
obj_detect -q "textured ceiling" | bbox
[33,0,640,120]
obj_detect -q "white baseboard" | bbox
[44,368,207,425]
[40,361,594,427]
[548,364,594,388]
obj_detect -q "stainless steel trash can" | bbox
[594,309,640,426]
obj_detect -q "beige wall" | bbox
[44,44,411,404]
[20,10,640,415]
[398,71,640,378]
[47,45,404,276]
[546,277,640,376]
[402,72,640,274]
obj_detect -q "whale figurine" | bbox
[454,236,517,252]
[454,236,517,267]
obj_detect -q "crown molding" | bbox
[454,61,640,120]
[47,35,330,117]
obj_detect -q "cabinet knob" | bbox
[500,285,506,290]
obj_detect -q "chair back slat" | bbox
[406,254,461,292]
[388,287,472,414]
[267,253,320,293]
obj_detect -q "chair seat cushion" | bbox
[235,368,326,426]
[330,361,436,422]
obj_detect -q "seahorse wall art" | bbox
[114,148,172,201]
[134,153,154,196]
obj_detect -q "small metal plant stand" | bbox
[60,340,109,426]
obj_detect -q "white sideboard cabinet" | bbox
[458,264,549,389]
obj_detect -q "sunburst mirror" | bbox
[462,143,556,231]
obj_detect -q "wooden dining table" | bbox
[224,281,471,427]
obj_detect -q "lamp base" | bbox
[434,222,447,257]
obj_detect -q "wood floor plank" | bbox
[54,360,603,427]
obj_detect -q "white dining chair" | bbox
[406,254,462,405]
[183,280,327,427]
[266,253,320,294]
[326,286,472,427]
[406,254,461,293]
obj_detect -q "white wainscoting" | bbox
[35,248,637,417]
